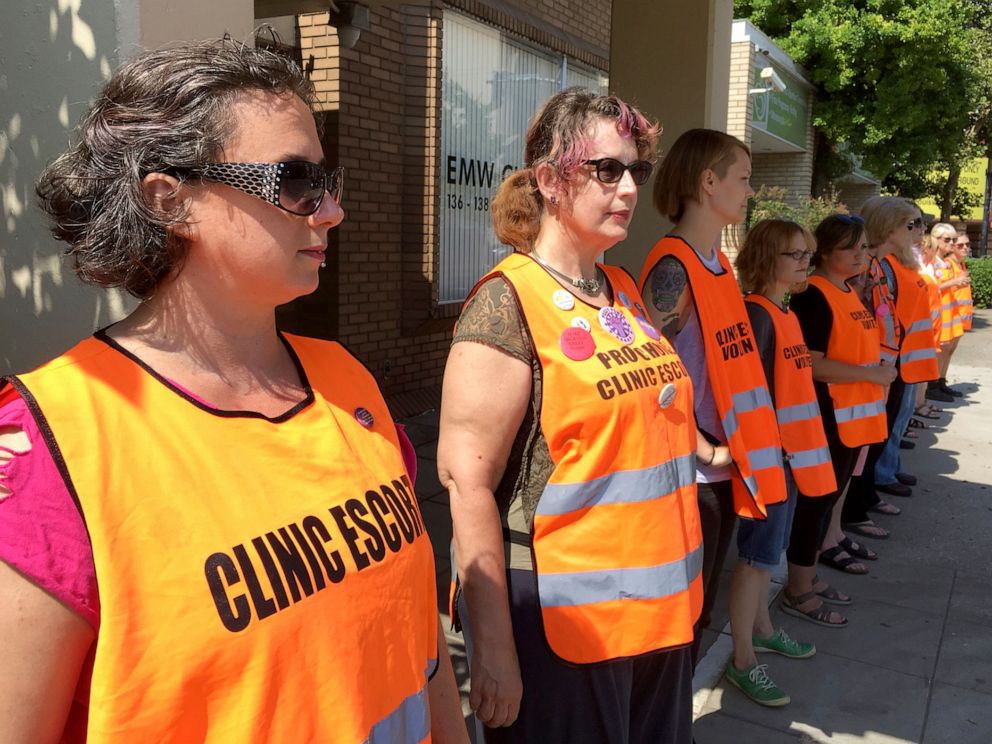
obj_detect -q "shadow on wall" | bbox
[1,0,135,376]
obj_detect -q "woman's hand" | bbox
[870,360,898,386]
[709,444,733,468]
[468,640,523,727]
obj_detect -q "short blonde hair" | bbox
[859,196,918,267]
[653,129,749,222]
[736,219,814,294]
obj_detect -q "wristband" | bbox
[701,447,715,467]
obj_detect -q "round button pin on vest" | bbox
[875,303,890,317]
[354,407,375,428]
[560,327,595,361]
[637,316,661,340]
[598,306,635,345]
[658,383,677,409]
[553,289,575,311]
[571,316,592,332]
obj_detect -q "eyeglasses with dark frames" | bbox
[780,250,814,261]
[908,218,925,230]
[582,158,654,186]
[191,161,344,216]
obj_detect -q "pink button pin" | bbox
[560,327,596,361]
[876,303,890,317]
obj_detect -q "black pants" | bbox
[786,436,858,566]
[690,479,735,667]
[466,570,694,744]
[842,375,905,524]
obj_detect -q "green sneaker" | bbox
[725,661,790,707]
[753,628,816,659]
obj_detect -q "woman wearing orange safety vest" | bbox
[438,90,701,744]
[720,219,835,707]
[950,233,974,331]
[844,198,936,535]
[926,224,969,402]
[789,215,894,584]
[917,236,947,416]
[637,129,786,709]
[0,41,466,744]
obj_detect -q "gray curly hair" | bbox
[36,38,316,299]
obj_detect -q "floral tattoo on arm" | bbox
[650,256,687,341]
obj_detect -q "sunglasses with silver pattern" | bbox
[184,161,344,216]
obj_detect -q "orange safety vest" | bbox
[883,257,939,383]
[806,276,888,448]
[919,266,943,350]
[949,257,974,331]
[639,237,786,520]
[11,334,438,743]
[471,252,703,664]
[934,256,964,340]
[744,294,836,497]
[866,256,900,366]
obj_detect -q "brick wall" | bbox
[835,182,882,214]
[727,40,753,146]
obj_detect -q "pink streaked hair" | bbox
[524,88,661,186]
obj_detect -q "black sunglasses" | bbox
[583,158,654,186]
[907,218,925,230]
[192,161,344,216]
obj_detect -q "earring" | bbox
[549,195,558,207]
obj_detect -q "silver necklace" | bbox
[531,253,603,295]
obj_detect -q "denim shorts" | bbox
[736,464,798,572]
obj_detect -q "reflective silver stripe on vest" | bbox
[776,401,820,426]
[535,454,696,516]
[746,445,783,471]
[834,399,885,424]
[788,446,831,469]
[721,386,775,440]
[907,318,933,335]
[901,347,937,364]
[364,672,432,744]
[538,544,704,608]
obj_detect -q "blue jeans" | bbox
[875,382,917,485]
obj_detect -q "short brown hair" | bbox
[653,128,749,222]
[859,196,918,266]
[491,87,660,252]
[812,214,865,268]
[736,219,814,294]
[36,38,316,299]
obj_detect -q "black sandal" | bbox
[839,535,878,561]
[818,546,869,574]
[908,418,929,429]
[914,404,943,419]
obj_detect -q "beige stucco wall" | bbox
[1,0,253,375]
[606,0,734,277]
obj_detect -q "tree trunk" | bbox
[940,164,962,221]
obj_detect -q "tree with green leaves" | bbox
[735,0,983,217]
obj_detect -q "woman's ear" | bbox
[533,162,563,209]
[699,167,717,198]
[142,172,192,239]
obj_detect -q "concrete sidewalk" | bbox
[403,308,992,744]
